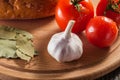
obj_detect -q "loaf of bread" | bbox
[0,0,58,19]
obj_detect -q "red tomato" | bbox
[96,0,120,26]
[55,0,94,34]
[86,16,118,48]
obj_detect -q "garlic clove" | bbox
[47,20,83,62]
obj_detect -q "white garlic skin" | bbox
[47,32,83,62]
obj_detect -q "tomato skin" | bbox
[86,16,118,48]
[96,0,108,16]
[96,0,120,26]
[55,0,94,34]
[106,10,120,27]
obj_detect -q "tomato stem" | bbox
[71,0,83,12]
[64,20,75,39]
[106,0,120,13]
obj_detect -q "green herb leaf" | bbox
[16,34,35,57]
[16,50,31,62]
[0,26,16,40]
[0,39,17,58]
[15,28,33,39]
[0,25,37,61]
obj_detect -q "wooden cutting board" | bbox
[0,0,120,80]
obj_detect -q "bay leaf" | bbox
[16,50,31,61]
[15,28,33,39]
[16,34,35,57]
[0,26,16,39]
[0,39,17,58]
[0,25,36,61]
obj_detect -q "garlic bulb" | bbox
[47,20,83,62]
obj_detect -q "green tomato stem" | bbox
[71,0,83,12]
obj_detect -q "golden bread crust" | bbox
[0,0,58,19]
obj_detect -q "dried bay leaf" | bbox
[16,50,31,62]
[15,28,33,39]
[0,39,17,58]
[0,25,37,61]
[0,26,16,39]
[0,25,32,40]
[16,34,35,57]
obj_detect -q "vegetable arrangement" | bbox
[0,0,119,63]
[48,0,119,62]
[55,0,119,48]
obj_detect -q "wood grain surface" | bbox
[0,0,120,80]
